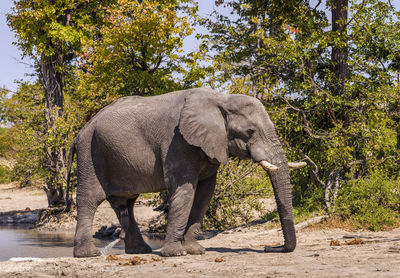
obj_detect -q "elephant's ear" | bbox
[179,90,229,164]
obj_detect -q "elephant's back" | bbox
[91,88,214,139]
[75,87,216,149]
[93,92,183,139]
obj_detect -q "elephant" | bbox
[67,87,306,257]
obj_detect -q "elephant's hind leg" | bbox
[109,197,152,254]
[73,179,105,257]
[125,198,152,254]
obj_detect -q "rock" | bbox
[0,210,39,225]
[93,224,121,239]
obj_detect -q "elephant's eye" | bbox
[247,128,255,136]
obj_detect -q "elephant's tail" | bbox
[65,140,76,212]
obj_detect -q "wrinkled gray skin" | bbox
[70,88,296,257]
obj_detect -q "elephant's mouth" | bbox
[246,147,251,158]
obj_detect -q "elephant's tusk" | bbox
[288,161,307,169]
[260,160,279,172]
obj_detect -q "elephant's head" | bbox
[179,89,305,252]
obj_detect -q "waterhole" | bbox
[0,226,164,261]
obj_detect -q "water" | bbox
[100,238,121,256]
[0,226,164,261]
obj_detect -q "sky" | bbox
[0,1,35,91]
[1,1,399,91]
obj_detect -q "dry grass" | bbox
[304,216,362,231]
[304,215,400,232]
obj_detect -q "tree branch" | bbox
[282,98,324,139]
[301,152,326,188]
[344,0,366,28]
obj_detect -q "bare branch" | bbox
[388,0,395,10]
[300,151,341,210]
[313,0,322,11]
[282,98,324,139]
[301,152,326,188]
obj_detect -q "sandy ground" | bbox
[0,182,48,212]
[0,182,399,277]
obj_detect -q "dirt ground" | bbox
[0,182,399,277]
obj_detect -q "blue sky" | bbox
[0,1,34,91]
[1,1,399,91]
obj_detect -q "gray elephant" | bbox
[67,87,305,257]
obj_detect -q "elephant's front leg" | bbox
[160,181,196,257]
[183,173,217,255]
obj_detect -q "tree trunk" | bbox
[40,54,67,207]
[397,126,400,167]
[331,0,348,96]
[324,169,340,211]
[41,55,64,117]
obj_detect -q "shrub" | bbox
[291,171,326,214]
[203,160,273,230]
[334,171,400,231]
[0,165,11,184]
[0,127,16,158]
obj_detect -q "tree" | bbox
[201,0,399,225]
[6,0,105,205]
[331,0,349,96]
[75,0,199,113]
[1,82,50,187]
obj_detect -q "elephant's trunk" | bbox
[261,156,296,253]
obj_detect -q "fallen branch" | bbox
[295,215,328,230]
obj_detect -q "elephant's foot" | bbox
[182,240,205,255]
[125,243,152,254]
[160,242,187,257]
[73,242,101,258]
[124,231,152,254]
[182,223,204,254]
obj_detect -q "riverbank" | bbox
[0,182,399,277]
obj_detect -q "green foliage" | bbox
[1,82,45,186]
[262,210,279,222]
[0,127,16,158]
[291,173,325,213]
[0,165,11,184]
[200,0,400,228]
[335,171,400,231]
[204,160,273,230]
[75,0,200,111]
[1,81,82,188]
[7,0,111,60]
